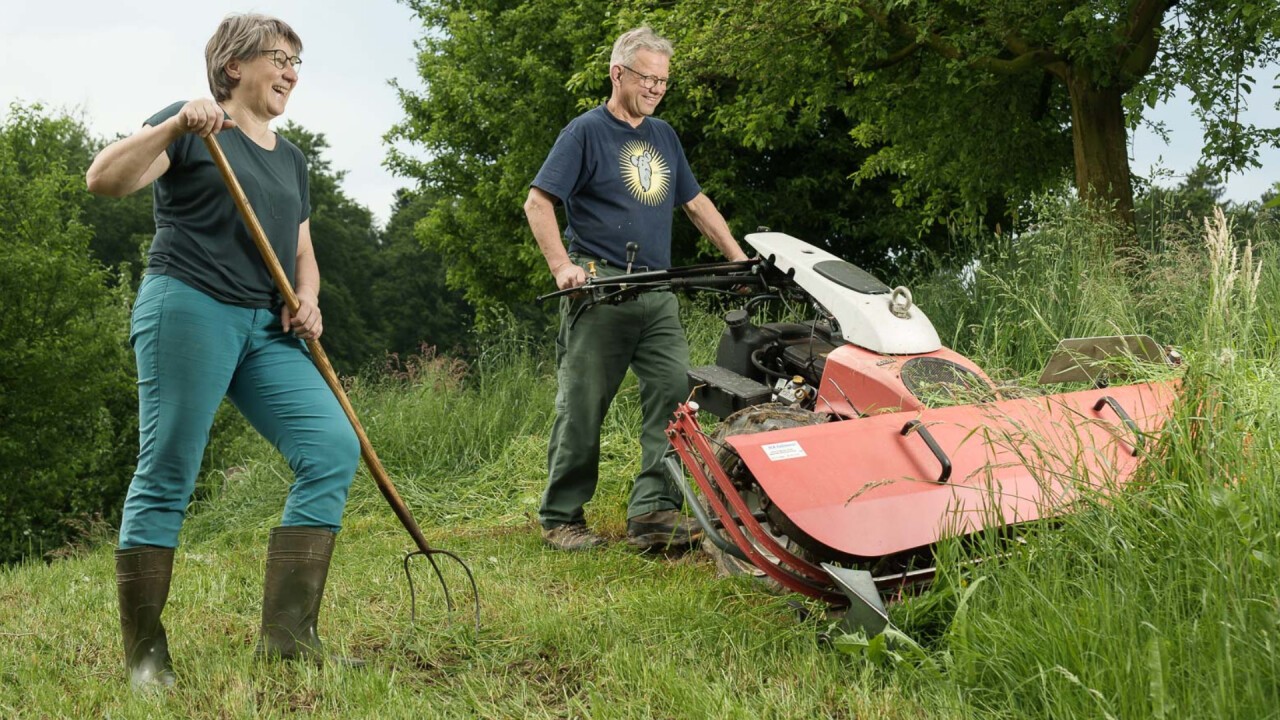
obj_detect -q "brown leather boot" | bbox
[626,510,702,552]
[255,527,363,667]
[115,546,177,689]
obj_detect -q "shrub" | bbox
[0,106,137,563]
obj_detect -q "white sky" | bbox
[2,1,1277,228]
[1,0,424,226]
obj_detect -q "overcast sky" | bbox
[3,1,1277,227]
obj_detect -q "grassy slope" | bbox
[0,334,946,718]
[2,204,1277,718]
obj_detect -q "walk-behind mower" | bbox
[540,231,1180,634]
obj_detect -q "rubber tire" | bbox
[700,403,828,586]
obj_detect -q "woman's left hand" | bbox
[283,292,323,340]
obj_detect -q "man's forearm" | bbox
[525,191,572,273]
[684,193,747,261]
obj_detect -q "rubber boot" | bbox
[115,546,177,689]
[256,526,363,667]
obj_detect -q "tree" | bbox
[371,189,476,359]
[389,0,966,312]
[0,105,137,563]
[1,103,154,280]
[278,123,384,374]
[390,0,611,314]
[666,0,1280,233]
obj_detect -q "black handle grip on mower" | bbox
[535,258,765,303]
[1093,396,1143,456]
[901,420,953,484]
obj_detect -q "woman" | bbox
[86,13,361,688]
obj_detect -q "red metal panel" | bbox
[814,344,994,418]
[728,382,1178,560]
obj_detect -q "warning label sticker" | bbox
[761,441,807,461]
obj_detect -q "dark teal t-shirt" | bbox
[143,101,311,309]
[531,105,700,271]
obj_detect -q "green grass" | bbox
[2,200,1278,718]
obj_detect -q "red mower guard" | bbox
[667,378,1179,630]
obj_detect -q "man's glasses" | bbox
[261,49,302,70]
[620,65,669,90]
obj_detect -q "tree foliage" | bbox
[278,123,386,373]
[372,189,476,359]
[0,105,137,563]
[389,0,609,314]
[0,104,154,279]
[665,0,1280,232]
[390,0,969,312]
[281,123,475,371]
[395,0,1280,309]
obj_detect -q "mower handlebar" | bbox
[536,258,765,303]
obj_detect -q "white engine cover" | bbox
[745,232,942,355]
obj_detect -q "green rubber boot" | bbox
[256,527,363,667]
[115,546,177,689]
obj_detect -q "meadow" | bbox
[1,202,1277,718]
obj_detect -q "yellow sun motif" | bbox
[618,140,670,206]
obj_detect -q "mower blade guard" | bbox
[727,381,1177,561]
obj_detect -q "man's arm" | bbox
[524,186,586,291]
[682,193,748,261]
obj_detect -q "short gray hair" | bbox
[609,27,673,67]
[205,13,303,102]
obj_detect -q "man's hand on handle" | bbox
[552,261,587,291]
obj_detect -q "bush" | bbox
[0,106,137,563]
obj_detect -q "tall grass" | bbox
[900,202,1280,719]
[1,200,1277,718]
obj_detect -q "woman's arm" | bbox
[283,219,323,340]
[85,99,236,197]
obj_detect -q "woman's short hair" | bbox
[609,26,673,67]
[205,13,303,102]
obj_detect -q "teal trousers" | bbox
[540,262,690,528]
[119,274,360,549]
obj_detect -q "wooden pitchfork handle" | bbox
[202,134,477,625]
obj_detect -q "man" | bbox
[524,26,748,552]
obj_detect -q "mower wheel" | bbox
[700,404,829,587]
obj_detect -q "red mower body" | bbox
[665,232,1181,614]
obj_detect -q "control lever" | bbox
[626,242,639,274]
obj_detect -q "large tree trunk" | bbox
[1064,71,1135,232]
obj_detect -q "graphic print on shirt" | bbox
[619,140,670,206]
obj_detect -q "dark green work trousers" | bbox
[540,262,689,529]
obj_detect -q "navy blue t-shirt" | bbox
[531,105,700,270]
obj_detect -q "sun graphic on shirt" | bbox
[618,140,670,206]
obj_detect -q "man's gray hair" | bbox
[609,26,673,67]
[205,13,303,102]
